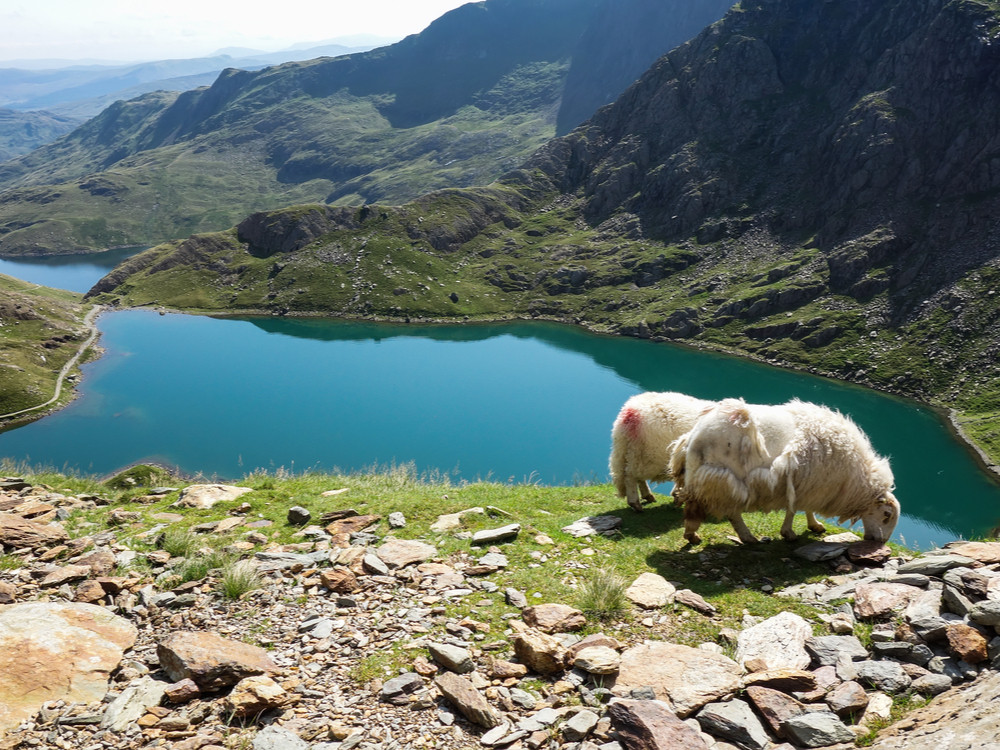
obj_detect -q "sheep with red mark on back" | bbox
[609,391,715,512]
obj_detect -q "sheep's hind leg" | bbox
[728,513,759,544]
[805,511,825,534]
[639,480,657,505]
[683,500,705,545]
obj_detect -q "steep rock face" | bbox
[523,0,1000,310]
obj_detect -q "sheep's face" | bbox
[860,491,900,542]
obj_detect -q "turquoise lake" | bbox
[2,255,999,550]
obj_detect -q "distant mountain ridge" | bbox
[0,108,80,161]
[0,0,731,257]
[87,0,1000,467]
[0,42,386,119]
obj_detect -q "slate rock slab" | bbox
[0,512,68,547]
[736,611,812,671]
[612,641,741,717]
[561,515,622,537]
[157,631,277,692]
[608,699,712,749]
[0,602,138,736]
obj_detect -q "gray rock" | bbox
[427,642,475,674]
[252,725,308,750]
[825,680,869,718]
[561,516,622,538]
[380,672,426,705]
[505,587,528,609]
[897,554,975,577]
[805,635,869,666]
[910,673,953,695]
[509,687,537,710]
[286,506,311,525]
[794,541,849,562]
[100,676,168,731]
[434,671,502,728]
[942,584,975,617]
[472,524,521,544]
[904,589,950,641]
[927,655,964,683]
[855,660,912,693]
[969,600,1000,627]
[783,711,855,748]
[362,552,390,576]
[563,709,600,741]
[696,699,771,750]
[478,551,509,568]
[388,511,406,528]
[871,641,933,666]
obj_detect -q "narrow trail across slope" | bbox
[0,304,102,421]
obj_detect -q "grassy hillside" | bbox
[0,276,91,423]
[0,0,604,257]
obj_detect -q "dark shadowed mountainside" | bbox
[556,0,733,134]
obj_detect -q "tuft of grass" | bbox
[0,552,24,571]
[576,567,630,621]
[159,528,199,558]
[174,549,231,583]
[217,560,264,600]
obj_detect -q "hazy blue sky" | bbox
[0,0,472,63]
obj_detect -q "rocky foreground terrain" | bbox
[2,477,1000,750]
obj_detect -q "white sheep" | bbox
[609,391,715,512]
[668,398,900,545]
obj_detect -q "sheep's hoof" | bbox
[780,530,798,541]
[683,531,702,545]
[641,494,656,505]
[627,502,644,513]
[808,523,826,534]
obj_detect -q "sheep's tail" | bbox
[610,406,642,497]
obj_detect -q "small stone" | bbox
[572,645,621,675]
[427,642,475,674]
[522,603,586,633]
[225,675,288,717]
[625,572,676,609]
[472,524,521,544]
[825,681,869,718]
[946,623,989,664]
[287,506,311,525]
[388,512,406,528]
[696,699,771,750]
[782,710,855,747]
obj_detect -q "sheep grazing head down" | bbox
[854,491,901,542]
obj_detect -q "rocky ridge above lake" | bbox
[2,473,1000,750]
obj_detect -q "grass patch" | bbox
[576,567,630,621]
[217,559,264,600]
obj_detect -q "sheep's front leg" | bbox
[805,511,825,534]
[780,509,798,541]
[729,513,759,544]
[670,484,686,507]
[639,479,656,505]
[625,482,644,513]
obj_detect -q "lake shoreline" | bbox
[96,300,1000,489]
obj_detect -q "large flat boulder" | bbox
[0,602,137,736]
[612,641,741,717]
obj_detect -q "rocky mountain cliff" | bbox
[87,0,1000,466]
